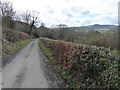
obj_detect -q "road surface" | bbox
[2,39,57,88]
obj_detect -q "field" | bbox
[38,26,118,50]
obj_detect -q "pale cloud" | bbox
[6,0,119,27]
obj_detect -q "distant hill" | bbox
[87,24,116,29]
[69,24,117,30]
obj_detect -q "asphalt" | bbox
[2,39,58,88]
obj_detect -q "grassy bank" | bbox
[2,39,33,58]
[39,37,120,89]
[38,39,56,64]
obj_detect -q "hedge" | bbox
[40,37,120,88]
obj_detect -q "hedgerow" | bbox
[40,37,120,88]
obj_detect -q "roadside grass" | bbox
[38,39,56,64]
[38,39,76,88]
[2,39,33,58]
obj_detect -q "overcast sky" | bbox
[5,0,119,27]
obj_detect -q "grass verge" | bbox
[38,39,55,64]
[38,39,73,88]
[2,39,33,58]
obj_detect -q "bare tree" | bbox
[1,2,15,17]
[16,10,39,36]
[14,11,22,21]
[29,11,39,36]
[0,1,16,28]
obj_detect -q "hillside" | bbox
[69,24,117,30]
[2,27,32,66]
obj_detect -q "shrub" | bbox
[40,37,120,88]
[3,28,30,43]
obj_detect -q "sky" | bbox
[3,0,119,27]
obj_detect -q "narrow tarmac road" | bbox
[2,39,56,88]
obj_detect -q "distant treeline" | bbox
[1,1,118,50]
[35,26,118,50]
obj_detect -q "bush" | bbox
[40,37,120,88]
[3,28,30,43]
